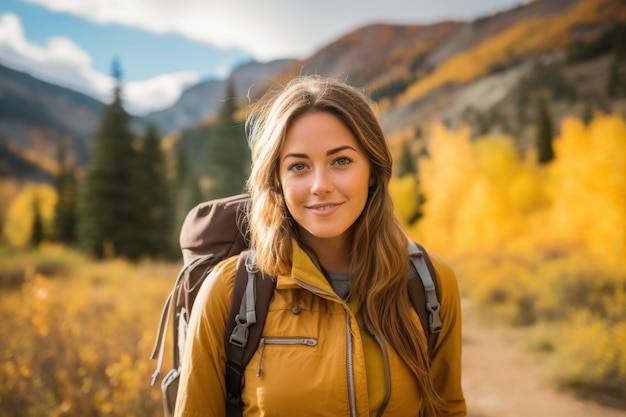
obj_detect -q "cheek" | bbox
[280,179,300,213]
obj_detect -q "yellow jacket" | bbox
[175,241,466,417]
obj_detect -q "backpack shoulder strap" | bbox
[150,254,215,386]
[407,241,442,357]
[224,250,275,417]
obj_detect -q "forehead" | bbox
[282,111,360,153]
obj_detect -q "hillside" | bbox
[0,58,291,180]
[0,138,51,182]
[1,0,625,182]
[267,0,626,142]
[0,64,105,172]
[145,58,293,134]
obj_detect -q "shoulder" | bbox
[191,255,239,324]
[427,251,457,288]
[423,249,462,310]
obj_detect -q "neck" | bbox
[299,231,352,273]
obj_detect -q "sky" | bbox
[0,0,525,116]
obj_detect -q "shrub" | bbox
[0,247,179,417]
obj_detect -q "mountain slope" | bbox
[145,59,294,134]
[1,0,625,183]
[0,64,105,169]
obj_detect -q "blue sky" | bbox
[0,0,524,115]
[2,0,250,80]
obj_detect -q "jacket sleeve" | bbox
[429,252,467,417]
[174,257,238,417]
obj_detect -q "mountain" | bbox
[269,0,624,140]
[144,59,294,134]
[0,58,292,180]
[1,0,625,183]
[0,64,105,177]
[0,138,51,182]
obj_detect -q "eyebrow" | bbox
[283,145,357,160]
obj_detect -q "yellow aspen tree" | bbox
[389,174,420,229]
[3,184,57,247]
[416,124,476,252]
[456,136,526,251]
[549,115,626,264]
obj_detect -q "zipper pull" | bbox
[256,338,266,377]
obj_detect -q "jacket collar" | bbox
[275,239,336,296]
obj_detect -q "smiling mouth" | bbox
[311,205,336,211]
[307,203,342,212]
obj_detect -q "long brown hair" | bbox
[245,75,440,415]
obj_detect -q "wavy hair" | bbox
[245,75,440,415]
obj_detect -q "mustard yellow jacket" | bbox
[174,241,466,417]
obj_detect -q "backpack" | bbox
[150,193,442,417]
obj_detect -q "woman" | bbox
[175,75,466,416]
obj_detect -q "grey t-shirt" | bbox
[328,271,351,299]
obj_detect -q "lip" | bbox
[306,202,343,216]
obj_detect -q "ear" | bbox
[368,172,375,187]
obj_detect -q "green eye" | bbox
[288,162,307,172]
[334,157,353,166]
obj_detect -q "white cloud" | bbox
[22,0,525,61]
[124,71,199,115]
[0,12,199,115]
[0,13,112,96]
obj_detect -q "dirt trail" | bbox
[461,309,626,417]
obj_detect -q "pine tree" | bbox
[133,123,174,257]
[175,139,189,189]
[185,173,203,211]
[77,59,141,259]
[535,97,554,164]
[30,196,44,247]
[53,138,78,244]
[206,81,250,199]
[607,57,620,99]
[396,140,416,178]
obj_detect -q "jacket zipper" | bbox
[345,310,357,417]
[256,336,318,376]
[293,278,357,417]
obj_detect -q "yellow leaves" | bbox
[3,183,57,247]
[416,124,475,250]
[0,247,180,416]
[549,115,626,263]
[414,124,542,252]
[555,308,626,390]
[389,174,420,227]
[391,113,626,396]
[407,113,626,267]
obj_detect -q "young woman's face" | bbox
[279,111,372,247]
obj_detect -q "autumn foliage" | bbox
[0,245,176,416]
[1,112,625,412]
[399,0,626,105]
[392,113,626,400]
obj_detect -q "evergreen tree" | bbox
[133,123,174,257]
[53,138,78,244]
[396,141,416,178]
[175,139,189,189]
[77,59,142,259]
[185,173,203,211]
[582,101,593,125]
[31,196,44,247]
[206,81,250,199]
[607,57,624,99]
[535,97,554,164]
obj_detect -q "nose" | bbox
[310,168,333,195]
